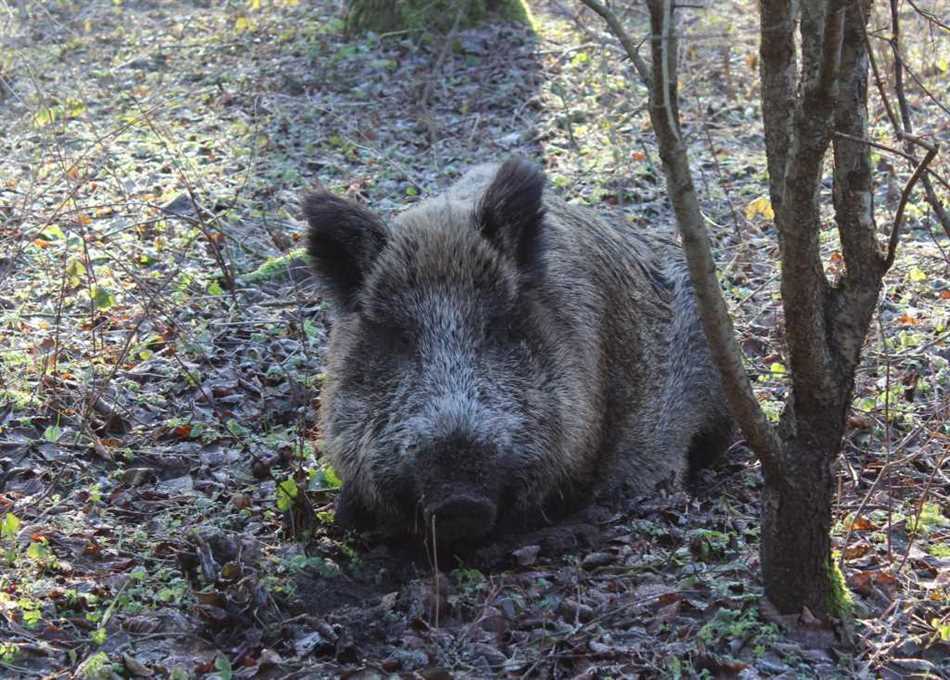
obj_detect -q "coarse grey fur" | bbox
[304,159,732,542]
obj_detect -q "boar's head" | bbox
[304,160,566,544]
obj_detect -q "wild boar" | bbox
[304,158,731,543]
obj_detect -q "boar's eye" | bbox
[364,319,414,357]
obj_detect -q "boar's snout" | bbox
[424,492,497,543]
[413,418,502,543]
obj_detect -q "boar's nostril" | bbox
[425,495,497,543]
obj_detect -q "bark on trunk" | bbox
[760,440,838,615]
[758,0,797,214]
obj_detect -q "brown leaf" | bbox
[851,569,897,597]
[121,653,153,677]
[230,492,251,509]
[897,313,919,326]
[843,543,871,560]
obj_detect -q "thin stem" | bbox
[578,0,651,83]
[885,142,938,269]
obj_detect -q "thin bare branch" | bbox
[883,0,950,240]
[645,0,782,469]
[659,0,679,141]
[831,133,950,193]
[858,2,899,132]
[905,0,950,33]
[577,0,651,84]
[885,142,939,269]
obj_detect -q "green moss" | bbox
[238,248,308,285]
[827,554,854,618]
[929,543,950,558]
[346,0,533,35]
[908,502,949,536]
[0,388,34,410]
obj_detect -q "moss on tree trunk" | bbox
[345,0,532,35]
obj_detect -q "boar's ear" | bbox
[476,158,546,271]
[303,191,388,312]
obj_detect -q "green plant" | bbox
[698,607,779,651]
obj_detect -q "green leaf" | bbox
[90,286,116,310]
[276,478,298,512]
[308,464,343,491]
[225,419,248,438]
[65,98,86,118]
[769,362,786,375]
[235,15,253,33]
[90,627,107,646]
[65,259,84,287]
[207,280,224,296]
[21,605,41,628]
[33,107,58,128]
[1,512,21,541]
[570,51,590,67]
[908,266,927,282]
[303,319,319,340]
[322,465,342,489]
[41,225,66,241]
[26,541,49,562]
[43,425,63,443]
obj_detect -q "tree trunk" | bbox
[586,0,919,620]
[345,0,531,35]
[761,427,842,614]
[757,0,880,618]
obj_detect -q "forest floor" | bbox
[0,0,948,678]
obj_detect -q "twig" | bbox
[887,0,950,241]
[431,514,440,629]
[858,2,899,133]
[896,446,948,575]
[905,0,950,33]
[659,0,679,141]
[831,132,950,193]
[699,104,742,241]
[577,0,650,84]
[877,304,894,559]
[884,142,938,270]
